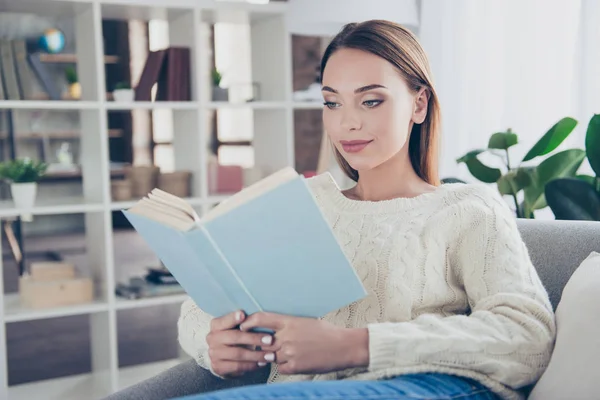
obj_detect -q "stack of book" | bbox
[0,39,61,101]
[115,266,186,300]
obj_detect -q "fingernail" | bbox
[235,311,243,322]
[258,362,267,367]
[261,336,272,345]
[264,353,275,362]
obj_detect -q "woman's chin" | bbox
[345,161,380,174]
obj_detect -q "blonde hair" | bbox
[320,20,441,185]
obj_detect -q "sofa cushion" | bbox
[528,251,600,400]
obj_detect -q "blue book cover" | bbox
[122,169,367,319]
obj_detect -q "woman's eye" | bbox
[323,101,340,109]
[363,100,383,108]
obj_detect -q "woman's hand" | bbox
[239,312,369,375]
[206,311,274,378]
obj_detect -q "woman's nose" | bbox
[340,109,361,132]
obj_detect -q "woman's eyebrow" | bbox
[321,84,387,94]
[355,84,387,93]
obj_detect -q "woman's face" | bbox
[321,48,427,173]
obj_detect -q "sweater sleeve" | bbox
[366,186,556,389]
[177,297,215,373]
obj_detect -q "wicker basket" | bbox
[111,179,132,201]
[125,166,160,197]
[158,171,192,198]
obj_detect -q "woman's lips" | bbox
[340,139,373,153]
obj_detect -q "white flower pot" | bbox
[113,89,135,102]
[212,87,229,102]
[10,182,37,222]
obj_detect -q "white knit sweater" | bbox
[178,172,556,400]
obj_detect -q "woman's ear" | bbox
[412,88,429,124]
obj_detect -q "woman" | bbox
[177,20,556,400]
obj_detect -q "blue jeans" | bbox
[178,373,500,400]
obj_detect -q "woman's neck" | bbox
[345,150,436,202]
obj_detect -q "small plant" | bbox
[0,159,48,183]
[65,66,78,85]
[456,118,586,218]
[114,81,131,90]
[212,69,222,87]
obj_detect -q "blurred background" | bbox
[0,0,597,399]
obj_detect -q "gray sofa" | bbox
[105,219,600,400]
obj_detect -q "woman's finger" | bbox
[214,346,276,363]
[214,330,274,347]
[210,310,245,332]
[211,360,263,377]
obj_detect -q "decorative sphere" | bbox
[39,29,65,54]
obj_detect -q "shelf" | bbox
[115,293,188,310]
[8,371,111,400]
[3,294,109,323]
[0,101,99,110]
[105,101,199,111]
[39,53,120,64]
[207,101,287,110]
[204,1,288,23]
[293,101,324,110]
[0,129,123,140]
[0,198,105,218]
[110,197,204,211]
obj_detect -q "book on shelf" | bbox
[122,167,367,320]
[135,46,191,102]
[0,39,21,100]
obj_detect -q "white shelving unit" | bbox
[0,0,297,399]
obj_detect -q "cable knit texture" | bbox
[177,172,556,400]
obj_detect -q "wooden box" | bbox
[19,276,93,309]
[111,179,132,201]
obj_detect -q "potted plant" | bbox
[0,158,48,221]
[545,114,600,221]
[113,81,134,102]
[455,117,586,218]
[211,69,228,102]
[65,66,81,99]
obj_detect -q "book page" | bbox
[148,189,199,221]
[126,192,197,231]
[202,167,298,223]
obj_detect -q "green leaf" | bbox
[441,177,466,184]
[497,168,531,195]
[576,175,596,186]
[522,117,578,162]
[546,178,600,221]
[585,114,600,177]
[0,158,47,183]
[464,159,502,183]
[456,149,501,183]
[488,131,518,150]
[456,149,486,164]
[523,149,586,211]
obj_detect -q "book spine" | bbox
[0,40,21,100]
[12,40,35,100]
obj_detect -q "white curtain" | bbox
[418,0,600,181]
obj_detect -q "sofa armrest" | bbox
[102,359,270,400]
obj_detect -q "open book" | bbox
[123,167,367,319]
